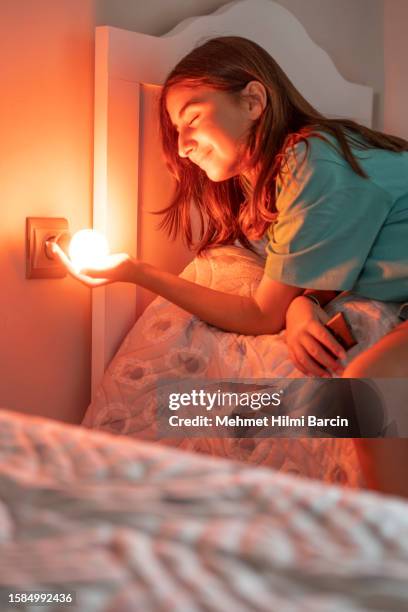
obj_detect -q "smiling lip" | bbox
[193,151,211,165]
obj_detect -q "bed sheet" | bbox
[83,246,402,488]
[0,408,408,612]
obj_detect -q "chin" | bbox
[205,167,236,182]
[206,173,225,182]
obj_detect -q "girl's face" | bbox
[166,83,265,182]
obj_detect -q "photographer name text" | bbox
[167,414,349,428]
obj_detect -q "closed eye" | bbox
[188,115,199,127]
[173,114,200,133]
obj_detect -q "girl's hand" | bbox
[49,243,136,288]
[286,295,346,377]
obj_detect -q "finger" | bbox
[48,243,82,277]
[288,347,309,376]
[74,271,111,287]
[83,278,111,287]
[316,309,331,325]
[48,242,70,266]
[48,243,109,287]
[78,268,102,278]
[78,269,116,284]
[302,332,344,374]
[75,275,110,287]
[293,345,331,378]
[309,320,347,360]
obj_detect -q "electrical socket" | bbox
[26,217,69,279]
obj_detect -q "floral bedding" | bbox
[83,246,402,487]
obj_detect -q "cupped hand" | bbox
[48,242,136,288]
[286,295,346,377]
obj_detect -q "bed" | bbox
[84,0,402,485]
[1,1,407,609]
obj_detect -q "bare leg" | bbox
[343,321,408,498]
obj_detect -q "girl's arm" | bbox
[50,243,346,374]
[133,260,304,335]
[50,244,302,336]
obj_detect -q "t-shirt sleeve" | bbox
[264,140,392,290]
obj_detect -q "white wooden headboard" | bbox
[91,0,373,396]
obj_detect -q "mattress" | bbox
[0,408,408,611]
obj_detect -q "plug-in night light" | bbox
[68,229,109,272]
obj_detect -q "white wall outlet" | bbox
[26,217,69,279]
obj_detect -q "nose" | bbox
[178,131,195,158]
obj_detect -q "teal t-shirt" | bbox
[264,132,408,301]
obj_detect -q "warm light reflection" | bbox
[68,230,109,272]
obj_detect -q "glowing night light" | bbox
[68,229,109,272]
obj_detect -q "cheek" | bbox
[203,111,241,150]
[219,118,249,161]
[210,129,243,163]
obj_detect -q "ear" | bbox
[241,80,267,120]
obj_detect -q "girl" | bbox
[53,36,408,379]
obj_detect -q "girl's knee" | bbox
[343,350,392,378]
[343,321,408,378]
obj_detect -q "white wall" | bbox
[95,0,385,128]
[384,0,408,139]
[274,0,384,129]
[0,0,94,423]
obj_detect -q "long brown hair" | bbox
[158,36,408,254]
